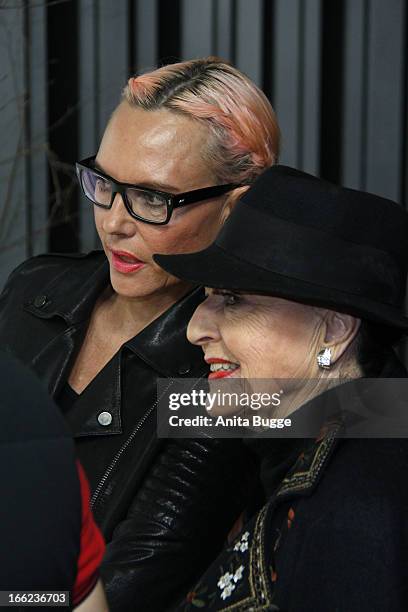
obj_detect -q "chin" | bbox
[110,278,155,299]
[109,269,177,300]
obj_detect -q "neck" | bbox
[262,354,362,420]
[101,281,195,337]
[284,355,363,416]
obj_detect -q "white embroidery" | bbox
[220,583,236,600]
[218,572,234,590]
[233,531,250,553]
[217,565,245,600]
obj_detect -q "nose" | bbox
[99,192,137,236]
[187,295,221,347]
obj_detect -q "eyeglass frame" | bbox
[76,156,241,225]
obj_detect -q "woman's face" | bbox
[187,290,323,380]
[94,102,233,299]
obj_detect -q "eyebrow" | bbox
[93,159,180,193]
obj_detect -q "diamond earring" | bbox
[317,347,332,369]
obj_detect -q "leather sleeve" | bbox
[100,437,260,612]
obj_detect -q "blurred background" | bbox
[0,0,407,287]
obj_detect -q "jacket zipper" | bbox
[90,379,175,509]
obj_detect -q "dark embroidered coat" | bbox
[177,353,408,611]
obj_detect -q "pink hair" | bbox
[123,57,280,185]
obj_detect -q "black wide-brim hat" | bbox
[154,166,408,332]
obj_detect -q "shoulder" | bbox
[324,438,408,508]
[262,437,408,568]
[268,440,408,610]
[1,251,105,297]
[5,250,104,284]
[0,251,106,319]
[285,438,408,543]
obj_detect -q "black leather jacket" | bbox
[0,251,259,611]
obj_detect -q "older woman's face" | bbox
[187,290,323,380]
[94,102,232,298]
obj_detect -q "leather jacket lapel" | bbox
[19,252,208,443]
[126,286,208,378]
[65,351,123,438]
[30,321,88,398]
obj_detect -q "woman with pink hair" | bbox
[0,57,280,610]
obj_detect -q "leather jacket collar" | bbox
[24,252,110,325]
[23,250,207,379]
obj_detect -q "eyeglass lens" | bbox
[79,167,168,223]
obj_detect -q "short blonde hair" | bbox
[122,57,280,185]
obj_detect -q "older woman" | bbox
[155,165,408,611]
[0,57,280,610]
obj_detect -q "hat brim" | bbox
[154,245,408,332]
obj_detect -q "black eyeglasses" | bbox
[76,156,239,225]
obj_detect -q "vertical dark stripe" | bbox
[94,0,100,139]
[158,0,181,65]
[128,0,137,74]
[319,0,345,182]
[211,0,217,54]
[297,0,305,168]
[47,0,79,252]
[23,0,32,257]
[402,3,408,359]
[360,0,369,190]
[262,0,274,101]
[401,2,408,209]
[231,0,237,64]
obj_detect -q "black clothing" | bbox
[57,382,80,414]
[0,251,257,611]
[0,352,80,609]
[177,352,408,611]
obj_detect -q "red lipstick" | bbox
[206,358,240,380]
[205,358,235,364]
[110,250,145,274]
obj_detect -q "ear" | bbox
[221,186,249,223]
[321,311,361,364]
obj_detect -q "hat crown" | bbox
[236,166,408,270]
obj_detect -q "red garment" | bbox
[73,462,106,607]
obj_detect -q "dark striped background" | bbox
[0,0,407,286]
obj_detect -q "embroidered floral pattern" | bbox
[234,565,244,581]
[217,565,245,600]
[220,583,235,600]
[218,572,234,590]
[233,530,250,552]
[181,431,339,610]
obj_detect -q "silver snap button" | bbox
[97,411,112,427]
[33,295,48,308]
